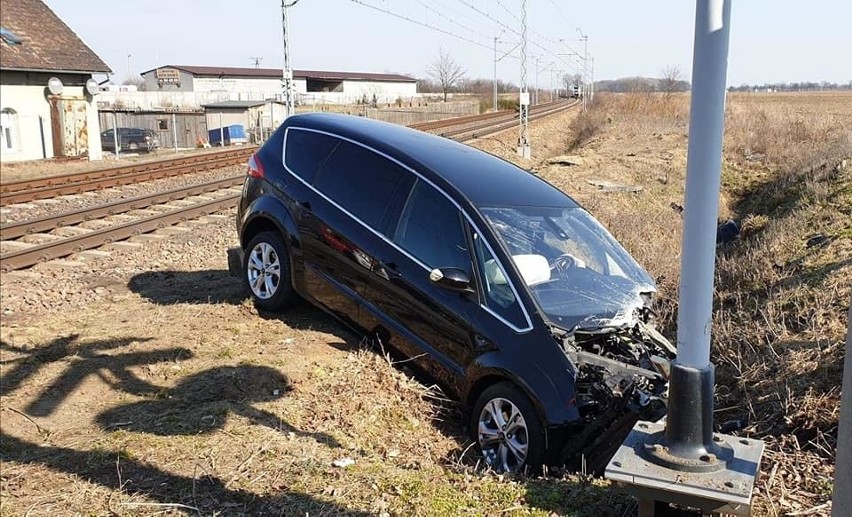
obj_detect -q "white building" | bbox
[136,65,418,107]
[1,0,110,162]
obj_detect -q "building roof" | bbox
[142,65,416,83]
[0,0,110,73]
[202,100,283,109]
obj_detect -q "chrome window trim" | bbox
[281,126,534,334]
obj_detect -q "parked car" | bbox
[101,127,160,153]
[228,113,676,473]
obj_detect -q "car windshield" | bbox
[479,205,656,331]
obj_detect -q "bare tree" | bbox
[122,75,146,91]
[427,48,465,102]
[660,65,683,96]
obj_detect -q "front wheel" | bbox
[471,382,545,473]
[243,231,298,312]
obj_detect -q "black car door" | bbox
[288,130,413,331]
[358,178,482,391]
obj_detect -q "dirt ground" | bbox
[1,96,848,515]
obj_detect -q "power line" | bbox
[452,0,582,73]
[412,0,493,42]
[348,0,495,51]
[548,0,580,34]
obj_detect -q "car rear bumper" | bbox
[227,247,244,277]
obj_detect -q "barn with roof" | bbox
[140,65,417,105]
[0,0,111,162]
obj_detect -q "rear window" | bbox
[313,140,412,231]
[284,128,340,184]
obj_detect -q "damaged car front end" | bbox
[479,205,676,472]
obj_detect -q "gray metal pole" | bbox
[281,0,299,118]
[493,36,498,112]
[833,299,852,516]
[678,0,732,370]
[171,112,177,153]
[535,56,540,105]
[219,112,224,147]
[517,0,530,159]
[112,111,119,158]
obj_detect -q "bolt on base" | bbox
[605,419,764,516]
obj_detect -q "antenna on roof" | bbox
[250,57,263,69]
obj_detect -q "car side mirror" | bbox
[429,267,473,293]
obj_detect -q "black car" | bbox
[101,127,160,153]
[228,113,676,473]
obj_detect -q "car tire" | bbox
[471,382,545,473]
[243,231,298,312]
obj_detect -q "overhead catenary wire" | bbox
[451,0,583,73]
[412,0,495,42]
[348,0,496,52]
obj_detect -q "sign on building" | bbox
[156,68,181,86]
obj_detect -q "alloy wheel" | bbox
[477,397,529,472]
[246,242,281,300]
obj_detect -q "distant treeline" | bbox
[728,81,852,92]
[594,77,691,93]
[417,78,519,96]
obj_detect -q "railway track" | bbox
[0,146,255,206]
[449,100,579,142]
[0,102,580,272]
[411,99,577,140]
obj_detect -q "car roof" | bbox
[283,113,578,209]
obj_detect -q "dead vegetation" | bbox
[1,96,849,515]
[544,91,851,515]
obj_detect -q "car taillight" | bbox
[247,154,265,178]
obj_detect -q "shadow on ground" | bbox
[128,269,245,305]
[95,364,339,447]
[0,335,177,417]
[0,432,370,515]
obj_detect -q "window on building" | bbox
[158,119,169,130]
[0,108,18,153]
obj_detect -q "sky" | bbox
[46,0,852,87]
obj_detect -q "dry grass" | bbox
[541,91,851,515]
[1,93,848,516]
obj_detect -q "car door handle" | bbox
[378,261,402,279]
[473,334,494,350]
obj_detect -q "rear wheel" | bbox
[243,231,297,312]
[472,382,545,473]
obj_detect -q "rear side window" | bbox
[394,180,470,273]
[284,129,340,183]
[313,140,412,231]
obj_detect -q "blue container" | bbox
[208,124,247,146]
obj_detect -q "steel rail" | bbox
[450,100,580,142]
[0,100,579,272]
[0,147,255,195]
[0,151,251,207]
[0,194,240,272]
[409,100,567,133]
[0,175,244,240]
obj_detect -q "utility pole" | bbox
[281,0,300,119]
[833,299,852,516]
[577,29,589,111]
[534,55,541,105]
[518,0,530,159]
[493,35,498,113]
[250,57,263,69]
[606,3,764,513]
[590,57,595,101]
